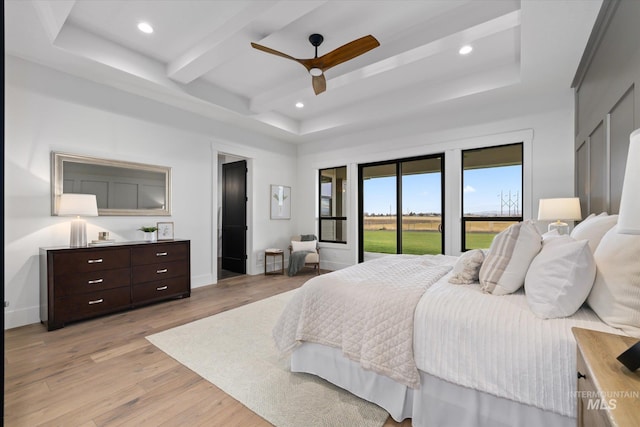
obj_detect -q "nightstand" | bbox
[572,327,640,426]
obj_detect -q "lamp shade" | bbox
[537,198,582,221]
[618,128,640,234]
[58,194,98,217]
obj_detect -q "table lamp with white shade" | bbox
[614,127,640,372]
[58,194,98,247]
[537,197,582,235]
[617,128,640,235]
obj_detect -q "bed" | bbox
[273,217,640,426]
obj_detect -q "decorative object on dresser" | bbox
[139,226,158,242]
[57,193,98,247]
[40,240,190,331]
[537,197,582,235]
[157,221,174,240]
[572,327,640,427]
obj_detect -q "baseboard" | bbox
[5,305,40,330]
[191,273,215,288]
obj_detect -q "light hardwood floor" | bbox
[4,271,412,426]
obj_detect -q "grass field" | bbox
[363,230,496,255]
[363,215,506,254]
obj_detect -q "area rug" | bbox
[146,290,388,427]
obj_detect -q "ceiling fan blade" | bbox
[317,35,380,71]
[312,74,326,95]
[250,42,301,63]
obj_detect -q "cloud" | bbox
[463,185,476,193]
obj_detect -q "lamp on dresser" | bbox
[57,193,98,247]
[537,197,582,235]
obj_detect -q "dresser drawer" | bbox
[54,268,131,297]
[52,248,130,276]
[132,242,188,266]
[55,287,131,323]
[132,260,189,284]
[132,276,190,304]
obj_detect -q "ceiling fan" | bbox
[251,34,380,95]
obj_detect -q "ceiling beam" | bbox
[167,0,326,84]
[32,0,76,43]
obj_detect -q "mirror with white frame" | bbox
[51,152,171,216]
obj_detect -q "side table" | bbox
[572,327,640,426]
[264,249,284,275]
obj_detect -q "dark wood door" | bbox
[221,160,247,274]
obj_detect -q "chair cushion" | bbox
[305,253,319,263]
[291,240,316,253]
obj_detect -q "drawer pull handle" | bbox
[156,252,168,257]
[156,268,168,274]
[87,279,104,285]
[88,299,104,305]
[156,286,168,291]
[577,371,586,380]
[87,258,103,264]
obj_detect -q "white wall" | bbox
[4,57,297,329]
[4,55,577,329]
[296,105,576,270]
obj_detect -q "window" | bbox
[462,143,523,251]
[359,154,444,261]
[319,166,347,243]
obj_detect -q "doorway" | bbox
[219,158,247,279]
[358,154,444,262]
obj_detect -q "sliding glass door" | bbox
[359,154,444,262]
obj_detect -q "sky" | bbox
[363,165,522,215]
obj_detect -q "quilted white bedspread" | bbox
[414,273,623,417]
[273,255,452,388]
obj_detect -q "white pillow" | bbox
[479,221,542,295]
[448,249,485,284]
[525,236,595,319]
[587,226,640,337]
[291,240,316,253]
[570,214,618,254]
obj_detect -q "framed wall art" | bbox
[157,221,174,240]
[270,185,291,220]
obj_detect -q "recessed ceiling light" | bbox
[137,22,154,34]
[459,45,473,55]
[295,102,304,109]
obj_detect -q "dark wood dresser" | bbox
[40,240,190,331]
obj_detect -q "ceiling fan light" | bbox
[309,68,323,77]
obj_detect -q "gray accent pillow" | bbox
[479,221,542,295]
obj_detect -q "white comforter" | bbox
[414,270,623,417]
[273,255,452,388]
